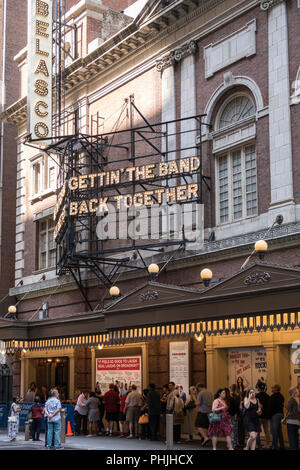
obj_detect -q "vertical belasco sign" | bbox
[27,0,52,140]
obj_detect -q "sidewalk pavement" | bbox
[0,430,209,451]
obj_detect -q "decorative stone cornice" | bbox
[260,0,286,10]
[156,39,197,71]
[0,97,27,125]
[3,0,259,118]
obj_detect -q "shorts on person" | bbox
[105,412,118,422]
[88,409,100,422]
[119,411,126,422]
[195,412,209,429]
[126,406,140,423]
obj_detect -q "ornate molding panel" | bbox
[204,19,256,78]
[139,290,159,302]
[244,272,271,286]
[156,40,197,71]
[260,0,286,10]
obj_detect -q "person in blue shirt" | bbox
[44,389,62,449]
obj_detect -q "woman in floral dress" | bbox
[8,396,21,441]
[208,389,233,450]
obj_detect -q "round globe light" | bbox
[148,264,159,274]
[254,240,268,261]
[200,268,213,280]
[109,286,120,297]
[8,305,17,314]
[200,268,213,287]
[254,240,268,252]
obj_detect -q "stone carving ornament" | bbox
[156,40,197,71]
[139,290,159,302]
[260,0,286,10]
[244,272,271,285]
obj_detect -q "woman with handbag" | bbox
[185,386,198,442]
[208,389,233,450]
[8,396,21,442]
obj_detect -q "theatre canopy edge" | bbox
[1,263,300,345]
[104,263,300,328]
[0,311,105,342]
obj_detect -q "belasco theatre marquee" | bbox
[0,0,300,406]
[1,262,300,396]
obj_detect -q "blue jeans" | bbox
[47,420,61,449]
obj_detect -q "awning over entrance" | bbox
[2,311,300,354]
[1,262,300,353]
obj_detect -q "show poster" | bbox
[290,341,300,389]
[228,347,267,389]
[96,356,142,394]
[0,341,5,364]
[169,341,189,395]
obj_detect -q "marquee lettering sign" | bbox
[27,0,53,140]
[53,156,201,240]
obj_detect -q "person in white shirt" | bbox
[124,385,142,438]
[74,391,89,436]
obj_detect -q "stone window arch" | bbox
[217,94,256,130]
[204,74,264,129]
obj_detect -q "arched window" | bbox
[218,95,255,129]
[215,94,257,225]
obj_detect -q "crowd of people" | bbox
[191,377,300,450]
[7,376,300,450]
[72,376,300,450]
[74,382,162,440]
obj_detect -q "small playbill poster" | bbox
[96,356,142,393]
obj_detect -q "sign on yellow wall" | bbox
[27,0,52,140]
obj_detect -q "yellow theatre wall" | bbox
[205,328,300,395]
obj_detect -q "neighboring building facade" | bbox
[0,0,27,314]
[0,0,299,408]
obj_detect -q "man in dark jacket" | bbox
[146,383,161,441]
[269,384,285,450]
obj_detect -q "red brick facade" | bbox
[9,0,300,319]
[1,0,300,400]
[287,1,300,205]
[0,0,27,307]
